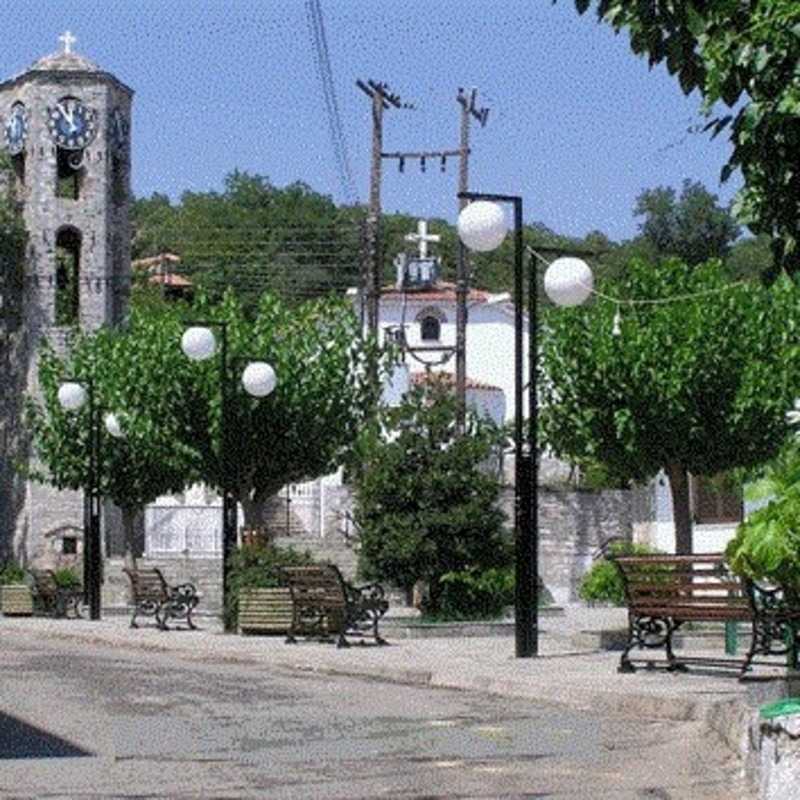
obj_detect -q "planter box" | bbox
[1,584,33,616]
[238,587,293,635]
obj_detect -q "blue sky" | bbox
[1,0,742,243]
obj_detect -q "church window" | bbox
[420,315,441,341]
[56,148,82,200]
[55,227,81,325]
[416,306,446,342]
[62,536,77,555]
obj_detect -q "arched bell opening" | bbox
[55,226,81,326]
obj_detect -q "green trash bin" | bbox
[760,697,800,721]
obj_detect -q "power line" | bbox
[305,0,358,205]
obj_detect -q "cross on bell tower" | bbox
[405,219,440,260]
[58,30,76,55]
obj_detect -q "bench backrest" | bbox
[123,567,168,603]
[281,565,347,610]
[612,553,750,617]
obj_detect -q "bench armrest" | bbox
[167,582,199,607]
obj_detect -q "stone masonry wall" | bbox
[0,61,132,563]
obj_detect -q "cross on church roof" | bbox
[59,30,77,55]
[405,219,440,260]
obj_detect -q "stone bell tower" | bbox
[0,33,133,562]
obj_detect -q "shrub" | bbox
[0,561,26,585]
[434,567,515,621]
[726,486,800,595]
[51,567,81,589]
[353,383,509,615]
[224,542,316,629]
[578,541,660,605]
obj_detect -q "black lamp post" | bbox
[57,378,102,620]
[181,322,276,633]
[457,191,594,658]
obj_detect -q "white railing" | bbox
[145,506,226,558]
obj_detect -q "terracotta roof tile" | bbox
[410,371,502,392]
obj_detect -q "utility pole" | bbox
[455,88,489,430]
[357,80,409,337]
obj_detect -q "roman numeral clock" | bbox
[47,97,98,151]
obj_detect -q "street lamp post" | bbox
[57,380,126,620]
[181,323,276,633]
[457,192,593,658]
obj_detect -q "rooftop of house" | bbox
[410,371,503,393]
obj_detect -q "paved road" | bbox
[0,634,750,799]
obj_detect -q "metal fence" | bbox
[145,506,226,558]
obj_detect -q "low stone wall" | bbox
[536,488,634,605]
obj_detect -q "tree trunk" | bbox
[120,506,139,571]
[238,493,271,543]
[665,462,693,554]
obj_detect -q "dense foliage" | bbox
[565,1,800,281]
[25,291,391,555]
[634,179,740,265]
[578,540,661,605]
[353,382,510,615]
[434,566,515,621]
[0,151,27,332]
[0,560,26,585]
[539,257,800,553]
[726,435,800,594]
[181,291,391,529]
[131,170,609,306]
[25,304,200,562]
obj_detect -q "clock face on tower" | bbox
[4,102,28,155]
[47,97,98,150]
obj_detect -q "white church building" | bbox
[350,219,524,426]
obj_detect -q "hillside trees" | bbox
[565,0,800,281]
[539,257,800,554]
[634,179,740,265]
[132,172,363,314]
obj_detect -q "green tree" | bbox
[564,1,800,280]
[0,151,27,332]
[180,290,391,530]
[352,382,509,613]
[25,304,200,564]
[634,179,740,265]
[539,257,800,554]
[132,172,362,314]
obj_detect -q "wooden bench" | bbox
[123,567,199,631]
[281,564,389,648]
[30,569,83,619]
[613,553,800,679]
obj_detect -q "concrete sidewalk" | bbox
[1,606,795,737]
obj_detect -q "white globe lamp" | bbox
[104,412,125,439]
[543,257,594,307]
[457,201,508,252]
[181,326,216,361]
[242,362,277,398]
[57,382,87,411]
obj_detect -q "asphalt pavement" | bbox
[1,605,793,733]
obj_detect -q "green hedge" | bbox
[578,541,661,605]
